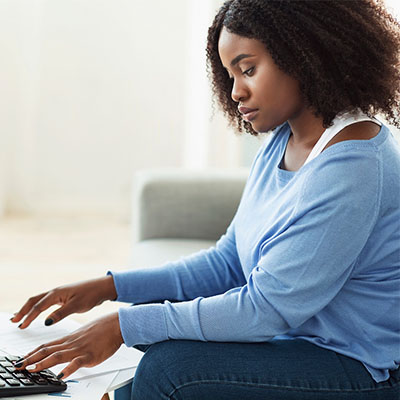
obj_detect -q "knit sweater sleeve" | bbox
[108,219,246,305]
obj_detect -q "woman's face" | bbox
[218,27,305,133]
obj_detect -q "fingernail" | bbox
[57,373,64,379]
[18,323,23,329]
[26,364,36,371]
[14,360,24,368]
[44,318,53,326]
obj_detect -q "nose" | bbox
[231,78,248,103]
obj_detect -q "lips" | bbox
[238,106,259,122]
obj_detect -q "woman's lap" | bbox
[115,339,400,400]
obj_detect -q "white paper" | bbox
[108,366,136,392]
[0,312,142,380]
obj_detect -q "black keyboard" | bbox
[0,355,67,397]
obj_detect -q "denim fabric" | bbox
[114,339,400,400]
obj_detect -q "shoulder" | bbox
[321,121,381,152]
[301,143,381,205]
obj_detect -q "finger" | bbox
[55,356,88,380]
[44,302,77,327]
[11,293,47,323]
[25,349,74,374]
[26,338,66,358]
[14,338,68,369]
[16,345,71,372]
[18,293,60,329]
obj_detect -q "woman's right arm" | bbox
[11,275,117,329]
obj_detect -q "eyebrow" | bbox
[230,53,255,67]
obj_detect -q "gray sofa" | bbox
[129,168,249,269]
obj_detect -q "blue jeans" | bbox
[115,339,400,400]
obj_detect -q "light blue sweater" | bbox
[109,121,400,383]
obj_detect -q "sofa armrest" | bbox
[132,168,249,243]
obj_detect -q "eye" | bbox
[243,67,255,76]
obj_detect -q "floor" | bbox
[0,213,134,399]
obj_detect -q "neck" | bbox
[287,108,326,149]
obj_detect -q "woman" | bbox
[11,0,400,399]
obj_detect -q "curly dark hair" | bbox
[206,0,400,135]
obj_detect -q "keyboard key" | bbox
[32,377,48,385]
[47,379,63,385]
[5,379,20,386]
[1,362,13,368]
[20,378,35,386]
[0,372,14,380]
[13,372,27,379]
[40,371,55,377]
[0,379,5,387]
[6,356,21,362]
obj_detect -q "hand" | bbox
[14,313,124,380]
[11,276,117,329]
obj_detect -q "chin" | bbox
[252,121,278,135]
[248,119,263,133]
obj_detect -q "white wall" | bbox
[0,0,398,218]
[0,0,261,219]
[1,0,192,218]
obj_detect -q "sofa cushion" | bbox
[129,238,215,269]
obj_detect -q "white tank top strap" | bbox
[303,109,382,166]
